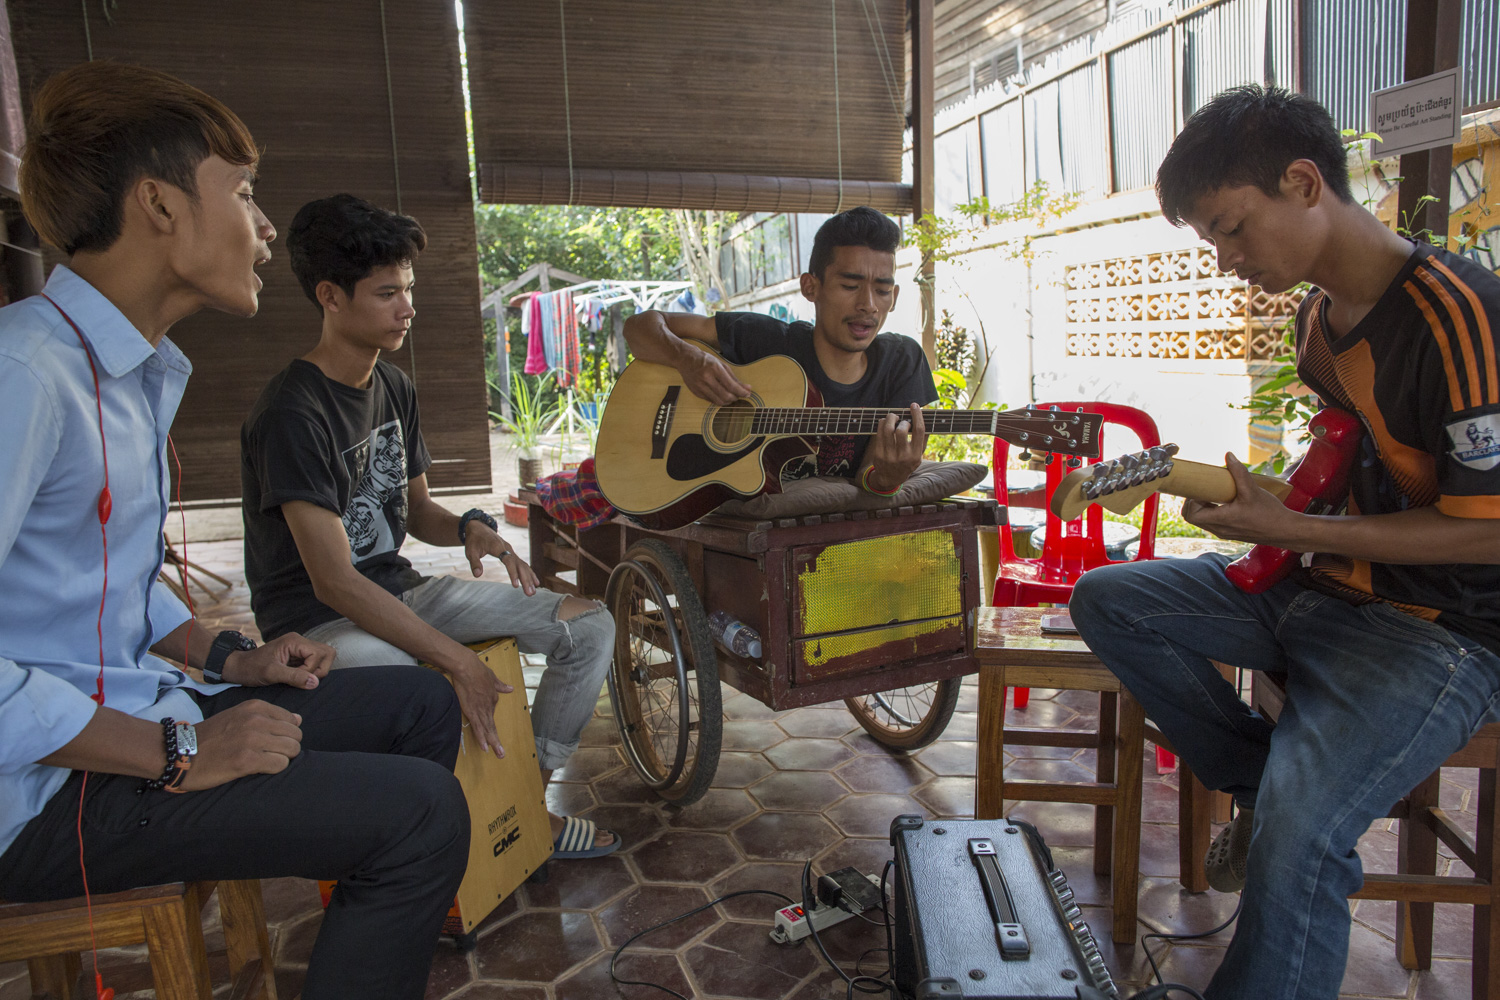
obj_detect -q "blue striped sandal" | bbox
[553,815,621,860]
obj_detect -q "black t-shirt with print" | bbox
[1292,241,1500,655]
[713,312,938,480]
[241,359,432,640]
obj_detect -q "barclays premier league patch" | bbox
[1447,413,1500,471]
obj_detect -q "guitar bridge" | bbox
[651,386,681,460]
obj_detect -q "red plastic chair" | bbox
[990,401,1176,772]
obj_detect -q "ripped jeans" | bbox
[305,574,614,771]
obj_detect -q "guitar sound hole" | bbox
[710,399,756,446]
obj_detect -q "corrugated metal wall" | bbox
[1302,0,1408,129]
[1108,27,1174,193]
[1460,0,1499,112]
[930,0,1499,215]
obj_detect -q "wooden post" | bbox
[910,0,936,364]
[1396,0,1463,243]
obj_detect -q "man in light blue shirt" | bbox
[0,62,469,1000]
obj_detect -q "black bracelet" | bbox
[137,718,180,794]
[458,508,499,543]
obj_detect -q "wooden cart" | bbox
[521,489,1002,805]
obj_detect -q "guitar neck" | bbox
[750,408,995,435]
[1160,458,1294,504]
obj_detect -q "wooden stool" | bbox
[1253,672,1499,999]
[0,879,276,1000]
[974,606,1146,944]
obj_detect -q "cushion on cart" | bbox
[713,460,987,519]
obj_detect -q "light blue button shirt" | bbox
[0,266,234,857]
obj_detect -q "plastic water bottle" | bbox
[708,611,763,659]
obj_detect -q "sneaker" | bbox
[1204,806,1253,893]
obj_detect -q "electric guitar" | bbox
[595,354,1104,530]
[1049,408,1364,593]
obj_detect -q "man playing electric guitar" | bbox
[622,206,937,497]
[1070,86,1500,999]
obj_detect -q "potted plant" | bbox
[489,373,556,487]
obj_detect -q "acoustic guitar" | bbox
[1048,407,1364,592]
[595,354,1103,530]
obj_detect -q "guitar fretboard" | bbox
[735,408,997,436]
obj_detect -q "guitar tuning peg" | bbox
[1164,443,1180,456]
[1067,457,1082,468]
[1048,405,1059,411]
[1018,449,1032,462]
[1044,454,1055,465]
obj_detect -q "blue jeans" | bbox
[1069,554,1500,1000]
[307,575,615,771]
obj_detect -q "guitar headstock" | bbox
[1050,444,1180,521]
[992,406,1105,458]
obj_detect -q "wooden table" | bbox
[973,606,1145,944]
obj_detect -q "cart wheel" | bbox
[605,539,722,805]
[844,678,962,751]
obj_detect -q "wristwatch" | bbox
[459,507,499,543]
[203,629,257,683]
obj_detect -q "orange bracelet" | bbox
[861,466,901,497]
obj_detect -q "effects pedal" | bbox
[768,869,885,945]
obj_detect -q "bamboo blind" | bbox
[465,0,912,212]
[9,0,490,502]
[0,0,22,197]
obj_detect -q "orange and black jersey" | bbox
[1293,241,1500,655]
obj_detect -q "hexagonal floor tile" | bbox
[708,861,807,920]
[710,752,776,788]
[823,793,927,838]
[835,752,931,793]
[914,740,977,776]
[474,909,602,983]
[552,746,626,783]
[912,776,975,818]
[775,707,860,739]
[598,884,719,950]
[748,770,849,812]
[632,830,742,883]
[664,787,761,830]
[546,781,597,817]
[721,720,788,752]
[442,984,548,1000]
[581,802,668,850]
[733,812,842,862]
[683,921,823,999]
[520,852,638,911]
[764,738,857,772]
[722,692,783,721]
[554,951,693,1000]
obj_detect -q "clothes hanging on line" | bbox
[535,289,580,388]
[523,293,548,376]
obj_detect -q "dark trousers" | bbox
[0,666,469,1000]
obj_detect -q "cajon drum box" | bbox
[319,638,553,937]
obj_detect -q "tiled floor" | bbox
[0,437,1485,999]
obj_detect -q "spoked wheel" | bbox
[845,678,962,751]
[604,539,722,805]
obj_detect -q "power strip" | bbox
[768,873,885,944]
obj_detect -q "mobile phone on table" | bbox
[1038,612,1079,636]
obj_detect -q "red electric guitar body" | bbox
[1050,407,1365,593]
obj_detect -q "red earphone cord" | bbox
[44,296,195,1000]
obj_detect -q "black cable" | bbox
[803,859,889,995]
[1135,895,1242,1000]
[846,975,894,999]
[608,888,796,1000]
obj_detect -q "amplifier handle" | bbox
[968,838,1031,960]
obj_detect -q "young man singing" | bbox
[1070,85,1500,998]
[240,194,618,858]
[623,206,937,493]
[0,63,468,999]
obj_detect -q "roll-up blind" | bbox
[0,1,22,198]
[465,0,911,213]
[9,0,489,502]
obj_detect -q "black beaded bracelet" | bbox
[137,717,180,794]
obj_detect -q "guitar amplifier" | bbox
[889,815,1119,1000]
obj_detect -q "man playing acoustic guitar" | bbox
[1070,85,1500,999]
[622,206,937,496]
